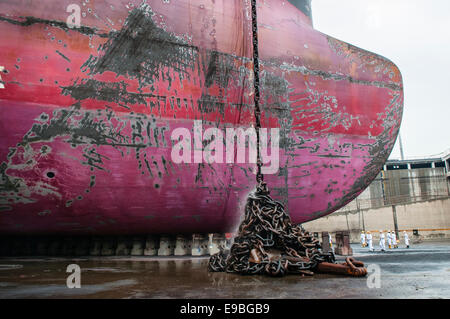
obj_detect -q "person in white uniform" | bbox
[366,231,373,251]
[392,231,398,248]
[361,231,366,247]
[379,230,386,252]
[404,231,410,248]
[387,231,392,249]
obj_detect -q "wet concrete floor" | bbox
[0,241,449,299]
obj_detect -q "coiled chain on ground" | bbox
[208,182,336,277]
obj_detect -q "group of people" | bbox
[361,230,410,252]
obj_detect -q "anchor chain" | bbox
[208,1,367,277]
[250,0,263,183]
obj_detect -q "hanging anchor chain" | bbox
[250,0,263,183]
[208,0,367,278]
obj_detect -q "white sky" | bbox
[312,0,450,159]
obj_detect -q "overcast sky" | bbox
[312,0,450,160]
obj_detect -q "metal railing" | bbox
[336,175,450,213]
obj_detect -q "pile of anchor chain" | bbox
[208,182,336,277]
[208,0,367,278]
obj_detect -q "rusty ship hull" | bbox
[0,0,403,235]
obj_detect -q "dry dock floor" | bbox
[0,241,449,299]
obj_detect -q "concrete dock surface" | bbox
[0,241,449,299]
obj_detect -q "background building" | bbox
[304,149,450,243]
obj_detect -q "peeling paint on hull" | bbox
[0,0,403,235]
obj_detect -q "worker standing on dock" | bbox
[366,231,374,251]
[404,231,410,248]
[387,231,392,249]
[392,231,398,248]
[361,231,366,247]
[379,230,386,252]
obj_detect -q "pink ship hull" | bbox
[0,0,403,235]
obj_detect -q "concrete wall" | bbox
[303,197,450,243]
